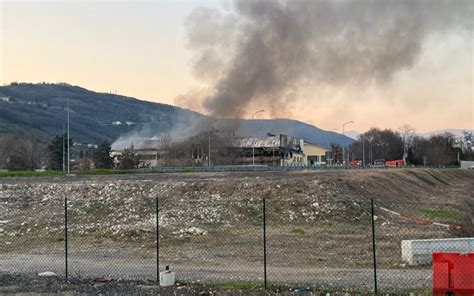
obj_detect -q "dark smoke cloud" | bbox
[185,0,472,117]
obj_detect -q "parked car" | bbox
[372,159,385,167]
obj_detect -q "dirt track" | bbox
[0,252,432,291]
[1,168,473,293]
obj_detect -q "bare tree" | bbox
[424,133,458,165]
[0,135,14,169]
[0,135,47,170]
[349,128,403,162]
[159,133,173,150]
[169,130,238,166]
[159,133,174,166]
[398,125,416,163]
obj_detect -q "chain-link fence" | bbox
[374,202,474,293]
[1,196,473,293]
[0,198,65,277]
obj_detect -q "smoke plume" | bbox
[185,0,472,117]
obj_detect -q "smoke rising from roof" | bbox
[185,0,472,117]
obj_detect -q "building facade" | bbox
[232,134,330,166]
[232,134,306,166]
[111,134,331,168]
[303,142,330,166]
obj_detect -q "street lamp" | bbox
[342,121,354,135]
[62,123,65,173]
[361,134,365,166]
[208,120,217,167]
[251,110,265,165]
[342,121,354,165]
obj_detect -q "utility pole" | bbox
[362,135,365,166]
[251,110,265,165]
[208,128,211,167]
[370,139,373,165]
[67,98,70,174]
[208,120,217,167]
[62,123,65,172]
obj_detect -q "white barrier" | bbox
[401,238,474,265]
[460,160,474,169]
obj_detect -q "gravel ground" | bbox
[1,168,472,294]
[0,253,432,291]
[0,272,385,295]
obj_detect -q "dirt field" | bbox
[1,168,473,293]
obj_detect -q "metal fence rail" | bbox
[1,197,473,293]
[136,164,461,173]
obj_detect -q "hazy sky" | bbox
[1,0,472,133]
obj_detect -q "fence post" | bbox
[64,196,68,279]
[262,197,267,289]
[156,196,160,283]
[371,199,377,293]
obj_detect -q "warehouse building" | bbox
[232,134,330,166]
[111,134,331,167]
[303,141,330,166]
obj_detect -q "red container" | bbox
[432,253,474,295]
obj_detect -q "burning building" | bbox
[111,133,330,168]
[111,139,171,168]
[231,134,329,166]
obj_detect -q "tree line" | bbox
[0,133,116,171]
[0,134,47,171]
[347,127,473,166]
[1,127,472,171]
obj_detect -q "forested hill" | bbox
[0,83,353,147]
[0,83,197,144]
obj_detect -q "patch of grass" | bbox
[77,169,135,175]
[77,168,201,175]
[83,202,113,219]
[0,170,64,178]
[378,288,432,295]
[218,281,261,290]
[188,281,262,291]
[186,281,381,294]
[291,228,305,235]
[419,209,464,223]
[231,229,251,236]
[174,169,199,173]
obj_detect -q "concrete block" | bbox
[460,160,474,169]
[401,238,474,265]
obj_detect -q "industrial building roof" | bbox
[303,141,330,151]
[233,136,280,148]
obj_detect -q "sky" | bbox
[0,0,473,133]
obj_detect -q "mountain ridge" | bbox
[0,82,353,148]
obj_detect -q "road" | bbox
[0,252,431,291]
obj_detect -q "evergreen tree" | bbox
[48,133,72,170]
[93,140,114,169]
